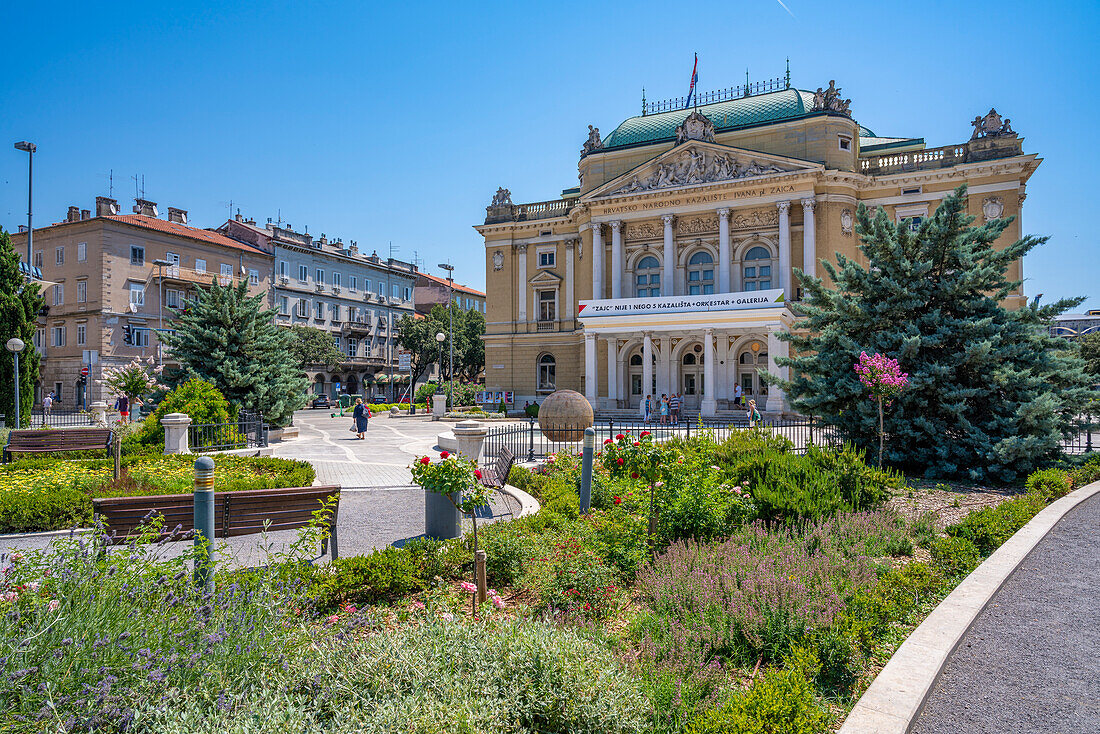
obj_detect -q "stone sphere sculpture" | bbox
[538,389,594,442]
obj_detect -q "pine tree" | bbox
[776,185,1092,483]
[0,229,43,428]
[159,280,306,426]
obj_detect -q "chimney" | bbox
[133,199,158,217]
[235,212,243,222]
[96,196,120,217]
[167,207,188,225]
[66,206,80,223]
[80,209,90,220]
[348,242,359,255]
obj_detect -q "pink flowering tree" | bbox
[102,357,163,413]
[854,351,909,468]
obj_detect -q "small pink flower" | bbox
[26,582,39,592]
[440,612,454,622]
[491,596,505,609]
[326,614,339,625]
[460,581,477,593]
[1,591,17,603]
[411,600,426,610]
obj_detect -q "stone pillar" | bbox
[642,333,653,404]
[766,326,790,414]
[777,201,791,296]
[662,215,675,297]
[590,223,603,299]
[610,221,623,299]
[432,394,447,418]
[717,208,731,293]
[801,198,816,281]
[452,420,488,463]
[606,337,619,408]
[161,413,192,455]
[702,330,717,417]
[564,239,575,324]
[714,336,728,405]
[656,337,670,397]
[516,243,528,322]
[584,332,597,407]
[90,401,108,426]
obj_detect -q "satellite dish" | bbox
[128,303,138,313]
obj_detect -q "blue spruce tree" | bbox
[776,185,1091,482]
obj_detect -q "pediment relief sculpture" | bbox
[608,147,789,196]
[730,208,779,230]
[625,221,661,241]
[675,110,716,144]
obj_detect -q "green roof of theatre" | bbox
[600,88,846,151]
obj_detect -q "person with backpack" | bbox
[351,397,370,440]
[747,399,762,428]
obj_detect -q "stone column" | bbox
[642,333,653,404]
[606,337,619,409]
[590,223,603,299]
[776,201,791,296]
[656,337,670,397]
[766,326,790,414]
[564,239,575,324]
[516,243,528,322]
[801,198,816,280]
[702,330,717,417]
[610,221,623,299]
[432,393,447,418]
[584,332,597,407]
[662,215,675,297]
[717,208,731,293]
[161,413,192,455]
[90,401,108,426]
[714,336,728,406]
[453,420,488,463]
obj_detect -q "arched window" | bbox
[737,341,769,396]
[537,354,556,392]
[687,251,714,295]
[683,353,696,366]
[635,255,661,297]
[629,354,642,366]
[743,246,772,291]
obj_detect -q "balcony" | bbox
[859,137,1024,177]
[341,320,373,336]
[485,196,576,225]
[156,265,240,288]
[537,320,557,332]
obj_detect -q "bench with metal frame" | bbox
[479,446,515,490]
[92,485,341,560]
[2,428,113,463]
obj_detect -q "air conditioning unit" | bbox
[279,276,289,285]
[331,286,341,294]
[315,284,325,292]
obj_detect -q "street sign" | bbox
[398,352,411,371]
[80,366,89,377]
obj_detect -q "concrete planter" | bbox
[424,489,461,539]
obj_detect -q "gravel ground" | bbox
[911,493,1100,734]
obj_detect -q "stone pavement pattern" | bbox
[911,493,1100,734]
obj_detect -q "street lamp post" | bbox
[6,338,25,430]
[435,331,445,390]
[152,259,170,365]
[13,142,35,267]
[438,263,455,411]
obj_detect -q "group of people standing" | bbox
[641,394,682,424]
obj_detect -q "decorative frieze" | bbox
[624,221,661,241]
[730,208,779,230]
[678,215,719,236]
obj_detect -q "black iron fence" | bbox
[482,416,841,467]
[189,411,267,452]
[28,410,98,428]
[1062,414,1097,456]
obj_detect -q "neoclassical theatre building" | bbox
[476,79,1039,416]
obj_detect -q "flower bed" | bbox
[0,455,314,533]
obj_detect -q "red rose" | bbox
[474,469,482,479]
[614,496,622,505]
[630,471,639,479]
[640,430,650,437]
[419,456,430,465]
[615,433,625,441]
[440,450,449,459]
[633,441,640,447]
[604,438,613,445]
[616,458,624,466]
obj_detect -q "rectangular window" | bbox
[315,301,325,320]
[298,264,308,282]
[34,328,44,350]
[316,269,325,284]
[195,259,206,274]
[77,242,87,262]
[166,289,181,309]
[279,261,288,278]
[52,326,66,347]
[377,281,384,297]
[54,383,63,400]
[296,299,309,317]
[901,186,923,196]
[76,324,86,346]
[77,280,87,303]
[392,283,400,299]
[331,303,341,321]
[220,263,233,279]
[364,279,371,293]
[838,135,852,151]
[130,246,144,265]
[248,269,259,286]
[347,337,358,357]
[538,250,555,268]
[538,290,556,321]
[56,247,65,265]
[279,296,289,315]
[34,251,42,268]
[332,336,341,351]
[350,276,357,291]
[129,283,144,306]
[404,287,411,301]
[53,284,64,306]
[133,328,149,348]
[333,273,341,287]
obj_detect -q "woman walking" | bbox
[352,397,371,440]
[659,394,669,425]
[746,399,762,428]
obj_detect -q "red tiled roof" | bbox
[101,215,269,256]
[418,271,485,297]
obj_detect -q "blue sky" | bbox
[2,0,1098,308]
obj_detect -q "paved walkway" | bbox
[911,493,1100,734]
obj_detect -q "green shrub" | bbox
[139,378,237,444]
[309,546,424,608]
[843,562,944,648]
[0,485,91,532]
[476,519,536,586]
[1069,455,1100,487]
[523,535,619,617]
[686,647,828,734]
[1025,468,1073,502]
[930,536,981,577]
[945,493,1045,555]
[405,536,468,582]
[583,506,649,583]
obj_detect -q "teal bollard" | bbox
[193,456,216,593]
[580,427,594,514]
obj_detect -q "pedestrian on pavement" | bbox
[659,394,669,425]
[116,395,129,423]
[734,382,743,406]
[670,393,681,423]
[42,392,54,418]
[352,397,370,440]
[747,399,762,428]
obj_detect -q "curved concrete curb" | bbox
[436,430,458,452]
[498,483,540,518]
[840,479,1100,734]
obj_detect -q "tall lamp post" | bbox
[13,142,35,266]
[6,338,25,430]
[152,259,170,365]
[438,263,455,410]
[435,331,445,401]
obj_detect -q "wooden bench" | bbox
[92,485,341,560]
[479,446,515,490]
[3,428,114,463]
